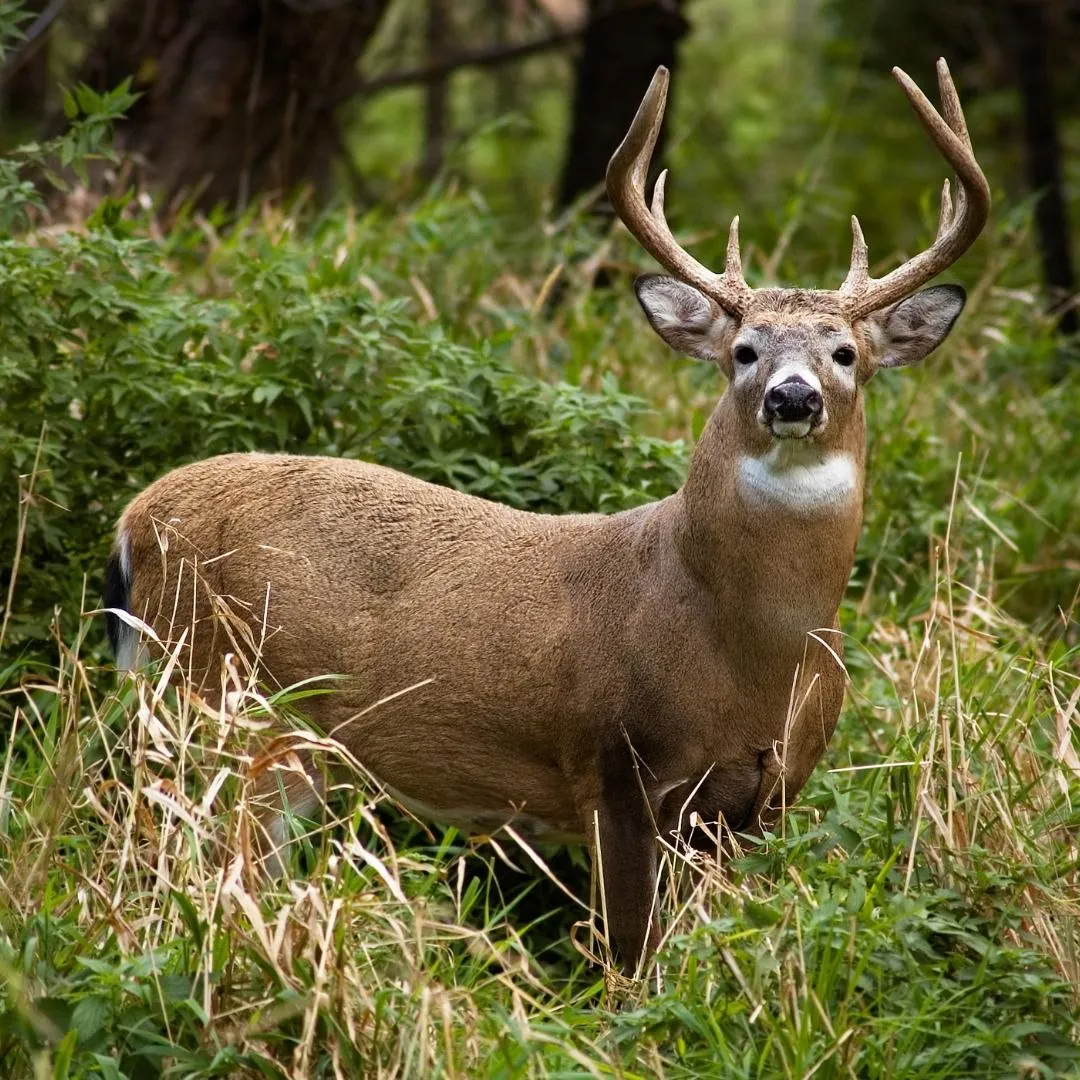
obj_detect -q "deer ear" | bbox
[869,284,966,369]
[634,275,733,361]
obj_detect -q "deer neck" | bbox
[673,393,866,641]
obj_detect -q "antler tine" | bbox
[650,168,669,219]
[722,216,744,281]
[841,215,869,292]
[936,57,972,151]
[936,58,968,238]
[937,178,953,238]
[840,58,990,321]
[606,66,753,317]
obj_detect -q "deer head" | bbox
[607,60,990,457]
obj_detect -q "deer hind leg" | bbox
[247,748,328,879]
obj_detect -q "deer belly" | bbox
[378,781,584,843]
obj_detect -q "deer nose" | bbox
[763,378,823,423]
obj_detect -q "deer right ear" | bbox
[634,275,733,361]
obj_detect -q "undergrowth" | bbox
[1,495,1077,1076]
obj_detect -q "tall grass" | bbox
[0,0,1076,1071]
[0,494,1076,1076]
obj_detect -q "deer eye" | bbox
[734,345,758,365]
[832,346,856,367]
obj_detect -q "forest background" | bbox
[0,0,1078,1076]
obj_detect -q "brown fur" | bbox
[110,284,964,973]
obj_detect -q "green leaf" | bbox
[51,1028,78,1079]
[169,890,205,952]
[91,1055,126,1080]
[71,995,110,1043]
[157,974,193,1003]
[743,900,781,928]
[846,875,867,914]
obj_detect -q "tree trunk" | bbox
[557,0,688,209]
[72,0,390,212]
[1006,0,1077,337]
[0,3,52,136]
[419,0,451,182]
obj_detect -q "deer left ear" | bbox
[869,284,966,369]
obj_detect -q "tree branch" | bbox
[0,0,69,87]
[359,23,583,95]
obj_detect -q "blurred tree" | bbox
[419,0,451,181]
[557,0,689,208]
[1006,0,1077,336]
[70,0,391,212]
[0,2,48,134]
[827,0,1079,340]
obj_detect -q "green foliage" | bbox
[0,78,140,231]
[0,198,685,655]
[0,0,32,64]
[0,618,1077,1077]
[1,188,1077,1073]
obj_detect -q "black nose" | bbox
[763,379,823,423]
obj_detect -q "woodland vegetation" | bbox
[0,0,1077,1076]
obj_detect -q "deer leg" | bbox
[249,749,326,878]
[584,764,662,975]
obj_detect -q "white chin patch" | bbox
[738,448,857,513]
[770,419,813,439]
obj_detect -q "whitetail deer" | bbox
[105,59,988,974]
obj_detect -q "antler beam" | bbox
[605,66,754,319]
[839,57,991,319]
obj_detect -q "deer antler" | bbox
[839,58,990,319]
[609,60,988,323]
[605,66,754,319]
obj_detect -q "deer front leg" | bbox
[581,756,662,975]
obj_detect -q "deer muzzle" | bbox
[762,376,824,437]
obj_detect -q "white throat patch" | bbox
[738,447,857,513]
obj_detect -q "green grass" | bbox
[0,57,1077,1069]
[0,526,1077,1076]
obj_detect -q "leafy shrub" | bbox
[0,204,686,657]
